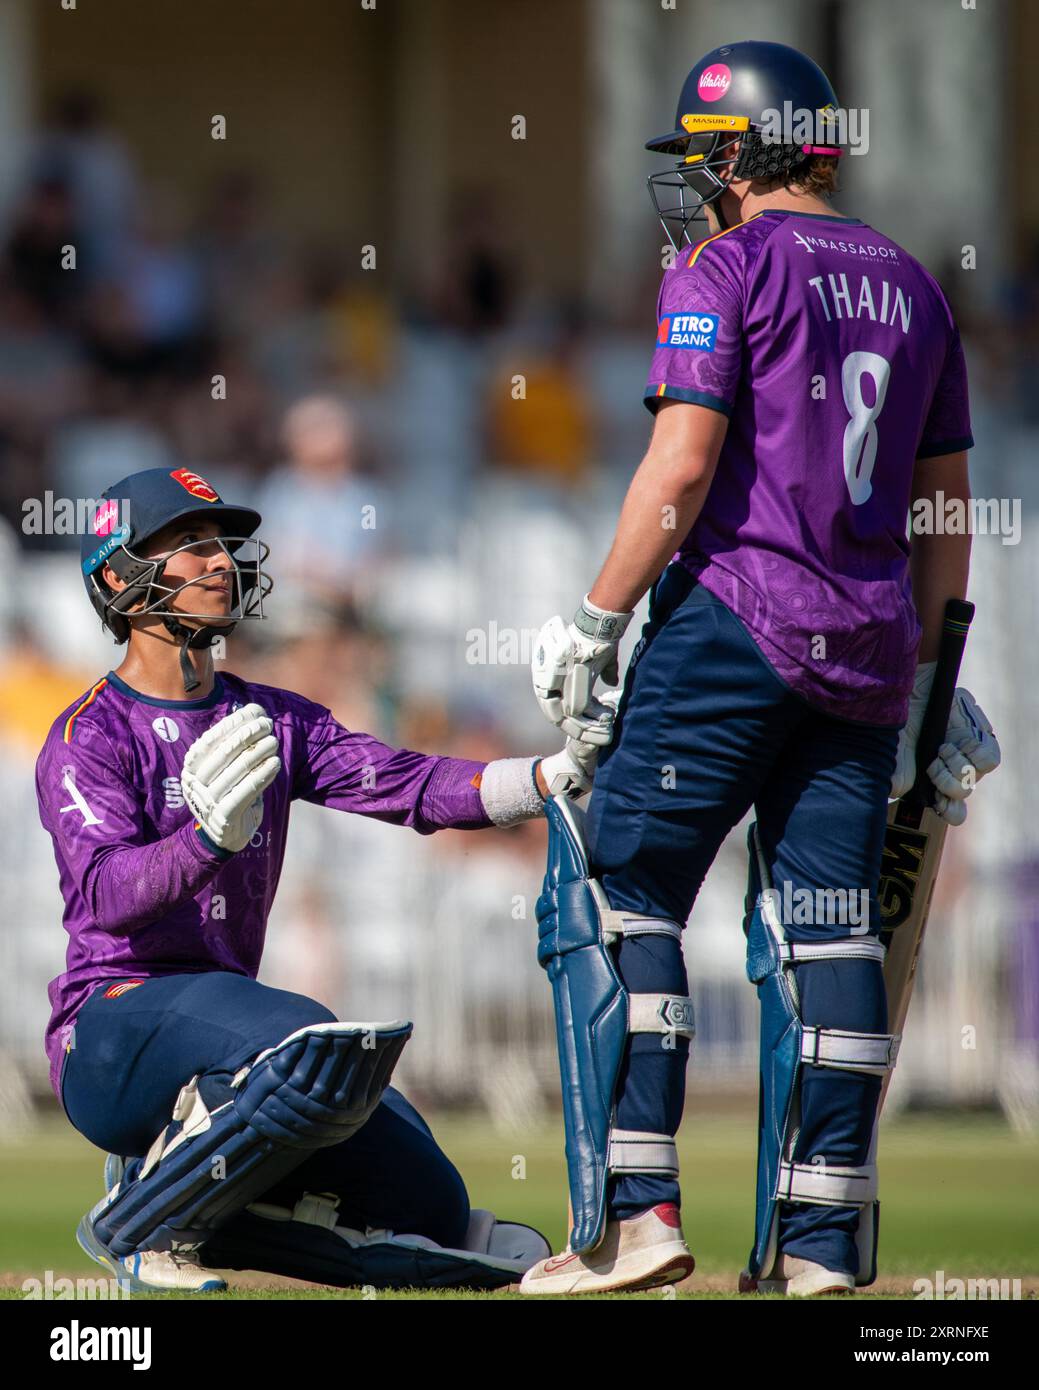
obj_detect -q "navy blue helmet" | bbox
[80,467,271,690]
[646,41,843,248]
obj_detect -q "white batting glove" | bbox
[181,703,282,852]
[532,597,633,737]
[892,668,1000,826]
[890,662,936,803]
[924,689,1001,826]
[538,689,622,798]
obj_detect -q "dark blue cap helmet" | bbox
[646,40,843,249]
[81,466,271,690]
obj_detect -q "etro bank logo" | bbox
[658,312,719,352]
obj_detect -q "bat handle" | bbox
[904,597,975,815]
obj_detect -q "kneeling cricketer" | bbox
[39,464,618,1293]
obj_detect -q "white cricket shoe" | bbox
[75,1155,227,1294]
[740,1253,854,1297]
[519,1202,695,1295]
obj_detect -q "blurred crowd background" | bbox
[0,0,1035,1132]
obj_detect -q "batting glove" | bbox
[892,668,1000,826]
[532,596,633,738]
[538,689,622,798]
[181,703,282,852]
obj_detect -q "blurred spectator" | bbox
[426,187,515,335]
[194,171,283,342]
[484,305,592,484]
[3,178,82,323]
[31,88,138,283]
[257,395,390,615]
[118,185,207,369]
[0,276,84,432]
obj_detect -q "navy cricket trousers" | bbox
[586,563,899,1275]
[60,971,470,1249]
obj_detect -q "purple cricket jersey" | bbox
[645,209,973,725]
[36,669,491,1099]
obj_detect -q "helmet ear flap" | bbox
[89,546,166,644]
[86,572,129,644]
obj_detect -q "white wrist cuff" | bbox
[479,757,545,827]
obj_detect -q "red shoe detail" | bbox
[543,1251,581,1273]
[652,1203,682,1229]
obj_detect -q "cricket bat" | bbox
[878,596,975,1106]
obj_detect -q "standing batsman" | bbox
[38,465,614,1293]
[525,41,1000,1295]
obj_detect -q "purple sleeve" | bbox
[917,325,974,458]
[292,706,492,833]
[645,240,745,416]
[36,721,226,933]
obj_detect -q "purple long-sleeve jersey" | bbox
[37,669,491,1098]
[645,210,973,725]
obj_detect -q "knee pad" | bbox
[93,1020,412,1257]
[744,825,899,1288]
[536,795,695,1255]
[201,1192,551,1291]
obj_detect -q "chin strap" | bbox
[161,618,234,694]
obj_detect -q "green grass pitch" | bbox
[1,1103,1036,1299]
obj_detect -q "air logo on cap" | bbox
[170,468,219,503]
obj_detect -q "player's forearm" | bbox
[85,820,228,933]
[588,451,716,613]
[910,452,971,662]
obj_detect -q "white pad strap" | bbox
[139,1075,216,1180]
[777,1159,877,1207]
[599,909,684,944]
[801,1027,901,1076]
[629,992,695,1038]
[608,1129,679,1177]
[777,938,887,965]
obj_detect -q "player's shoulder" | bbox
[833,219,957,322]
[680,211,781,273]
[41,675,120,756]
[662,213,782,306]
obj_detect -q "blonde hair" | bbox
[785,154,840,198]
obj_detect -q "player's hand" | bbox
[181,703,281,852]
[892,671,1000,825]
[532,598,633,736]
[537,689,622,799]
[923,689,1001,825]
